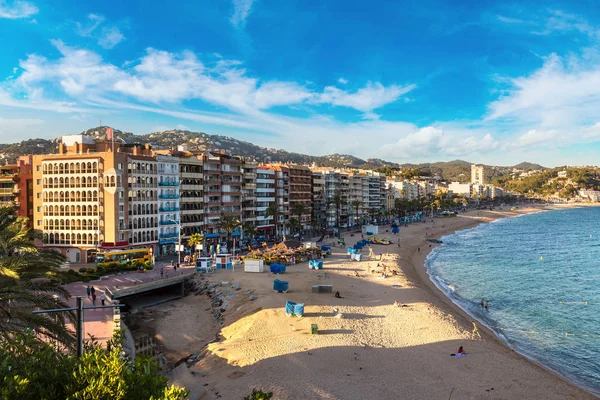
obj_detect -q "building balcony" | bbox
[159,207,180,212]
[159,220,177,226]
[158,194,179,199]
[158,181,179,186]
[159,232,178,239]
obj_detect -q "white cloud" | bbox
[317,82,416,117]
[231,0,254,27]
[488,53,600,129]
[338,77,348,84]
[76,13,104,37]
[75,13,125,49]
[0,0,38,19]
[98,27,124,49]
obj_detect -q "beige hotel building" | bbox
[33,135,159,263]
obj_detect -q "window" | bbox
[118,163,123,170]
[36,179,41,185]
[119,233,124,241]
[37,220,41,226]
[37,206,41,212]
[36,166,40,171]
[37,193,41,199]
[119,205,124,212]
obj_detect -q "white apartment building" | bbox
[471,164,485,185]
[448,182,472,196]
[255,167,276,233]
[156,155,180,256]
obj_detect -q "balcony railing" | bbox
[159,220,177,225]
[159,207,180,212]
[158,194,180,199]
[159,233,178,239]
[158,181,179,186]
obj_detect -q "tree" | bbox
[290,203,308,233]
[349,200,362,227]
[288,217,301,235]
[264,204,279,239]
[0,207,75,346]
[243,224,257,240]
[187,233,203,259]
[329,191,346,228]
[218,216,241,252]
[0,332,188,400]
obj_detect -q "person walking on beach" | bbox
[90,286,96,296]
[86,286,91,298]
[100,292,106,306]
[92,292,97,306]
[160,267,164,278]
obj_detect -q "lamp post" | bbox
[169,219,181,265]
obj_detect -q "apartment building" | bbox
[203,152,243,243]
[0,156,33,224]
[311,172,327,230]
[255,166,276,235]
[312,168,350,227]
[471,164,485,185]
[156,155,180,256]
[32,135,158,263]
[288,165,312,229]
[241,160,257,229]
[178,155,203,238]
[273,166,290,235]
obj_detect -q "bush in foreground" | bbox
[0,332,187,400]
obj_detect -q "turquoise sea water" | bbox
[425,207,600,395]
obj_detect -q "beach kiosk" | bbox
[362,224,379,236]
[244,259,264,273]
[195,257,213,273]
[215,253,233,270]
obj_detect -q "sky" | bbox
[2,0,600,166]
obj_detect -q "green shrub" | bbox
[66,269,78,276]
[79,267,88,273]
[96,265,106,274]
[244,389,273,400]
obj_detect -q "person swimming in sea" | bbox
[480,298,485,308]
[484,301,489,311]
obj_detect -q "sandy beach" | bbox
[139,206,597,399]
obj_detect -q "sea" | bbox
[425,206,600,395]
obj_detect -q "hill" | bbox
[0,127,546,181]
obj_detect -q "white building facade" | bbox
[156,155,180,256]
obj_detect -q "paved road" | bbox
[62,261,196,343]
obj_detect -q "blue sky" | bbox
[2,0,600,166]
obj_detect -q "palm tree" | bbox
[264,204,279,239]
[288,217,301,236]
[243,224,257,240]
[329,191,346,228]
[187,233,203,259]
[291,203,308,235]
[218,216,241,253]
[0,207,75,346]
[349,200,362,227]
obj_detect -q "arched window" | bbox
[92,162,97,173]
[93,176,98,186]
[87,162,92,172]
[66,233,70,243]
[93,220,98,229]
[76,233,81,244]
[82,220,87,230]
[87,205,92,215]
[75,163,80,173]
[76,219,81,229]
[82,176,87,187]
[82,191,87,201]
[88,233,93,244]
[93,234,98,243]
[76,192,81,201]
[69,163,75,173]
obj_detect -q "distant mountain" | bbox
[0,127,547,181]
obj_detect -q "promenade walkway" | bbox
[62,262,196,343]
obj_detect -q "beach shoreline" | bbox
[402,204,599,398]
[146,203,599,399]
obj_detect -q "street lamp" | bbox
[169,219,181,264]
